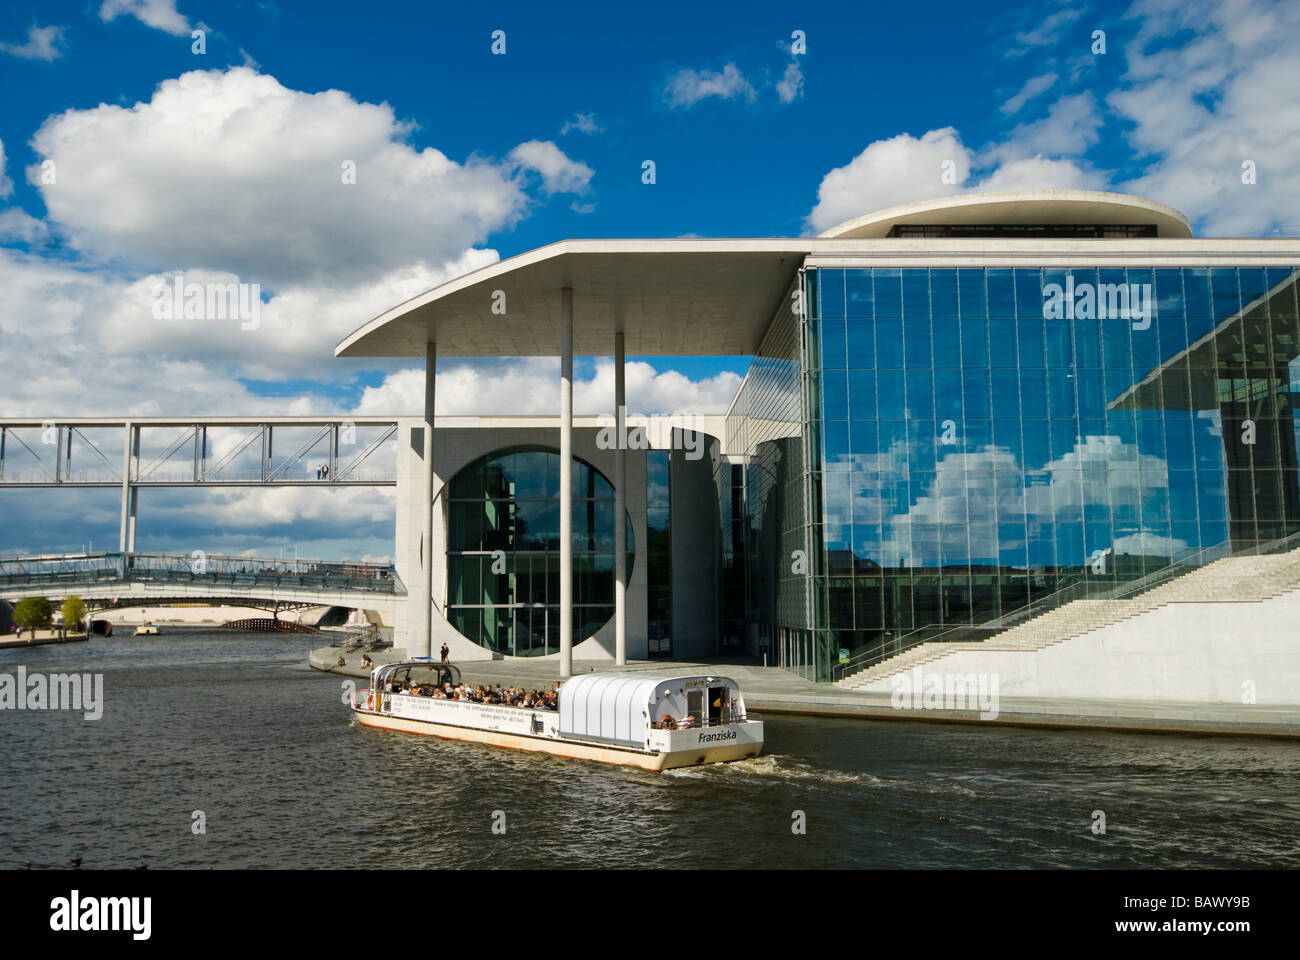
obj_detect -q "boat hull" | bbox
[351,705,762,772]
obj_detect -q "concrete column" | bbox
[118,421,132,553]
[126,426,139,553]
[614,331,627,665]
[415,340,436,659]
[559,288,574,677]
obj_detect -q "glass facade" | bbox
[646,449,672,657]
[445,446,633,655]
[726,279,828,678]
[808,265,1300,675]
[731,265,1300,680]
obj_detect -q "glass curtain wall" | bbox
[811,265,1300,664]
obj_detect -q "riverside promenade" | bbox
[309,645,1300,739]
[0,630,89,649]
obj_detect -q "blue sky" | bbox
[1,0,1297,558]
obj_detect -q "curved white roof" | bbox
[818,189,1192,240]
[330,191,1259,361]
[558,672,739,744]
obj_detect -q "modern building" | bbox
[338,190,1300,681]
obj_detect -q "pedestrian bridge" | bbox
[0,552,404,617]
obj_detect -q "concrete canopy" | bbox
[334,239,813,358]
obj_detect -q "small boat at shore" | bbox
[133,623,160,636]
[349,659,764,772]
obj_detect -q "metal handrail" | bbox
[830,527,1300,683]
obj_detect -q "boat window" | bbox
[686,689,702,724]
[708,686,727,724]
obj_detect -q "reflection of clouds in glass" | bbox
[1112,531,1187,557]
[827,434,1186,568]
[1197,409,1223,438]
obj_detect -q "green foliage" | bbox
[62,595,87,629]
[13,597,53,629]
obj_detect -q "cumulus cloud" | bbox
[28,67,590,288]
[664,63,756,108]
[99,0,192,36]
[354,358,743,418]
[0,24,67,61]
[975,154,1105,193]
[507,140,593,195]
[92,249,499,380]
[804,97,1110,235]
[805,128,971,234]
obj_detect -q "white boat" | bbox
[349,660,764,772]
[133,623,160,636]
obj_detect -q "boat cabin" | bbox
[557,673,747,746]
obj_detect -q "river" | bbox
[1,630,1296,869]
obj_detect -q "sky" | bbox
[1,0,1298,560]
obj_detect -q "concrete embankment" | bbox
[0,631,89,649]
[308,646,1300,739]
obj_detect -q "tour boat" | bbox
[133,623,160,636]
[349,659,764,772]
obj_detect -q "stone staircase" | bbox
[837,546,1300,690]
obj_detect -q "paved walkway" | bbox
[308,645,1300,739]
[0,630,88,649]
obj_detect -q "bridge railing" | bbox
[0,551,404,596]
[0,468,396,485]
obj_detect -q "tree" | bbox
[62,596,87,631]
[14,597,52,637]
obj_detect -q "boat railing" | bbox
[659,713,752,729]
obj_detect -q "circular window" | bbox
[445,445,634,656]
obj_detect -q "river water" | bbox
[1,630,1296,869]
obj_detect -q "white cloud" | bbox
[0,138,11,196]
[0,209,50,245]
[805,128,971,234]
[507,140,593,195]
[354,359,743,417]
[1000,72,1057,114]
[560,112,600,136]
[27,67,582,288]
[976,154,1105,192]
[664,63,756,108]
[1112,0,1300,236]
[99,0,192,36]
[1006,6,1085,56]
[0,24,67,61]
[92,249,499,381]
[776,59,804,104]
[986,92,1104,162]
[804,105,1107,235]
